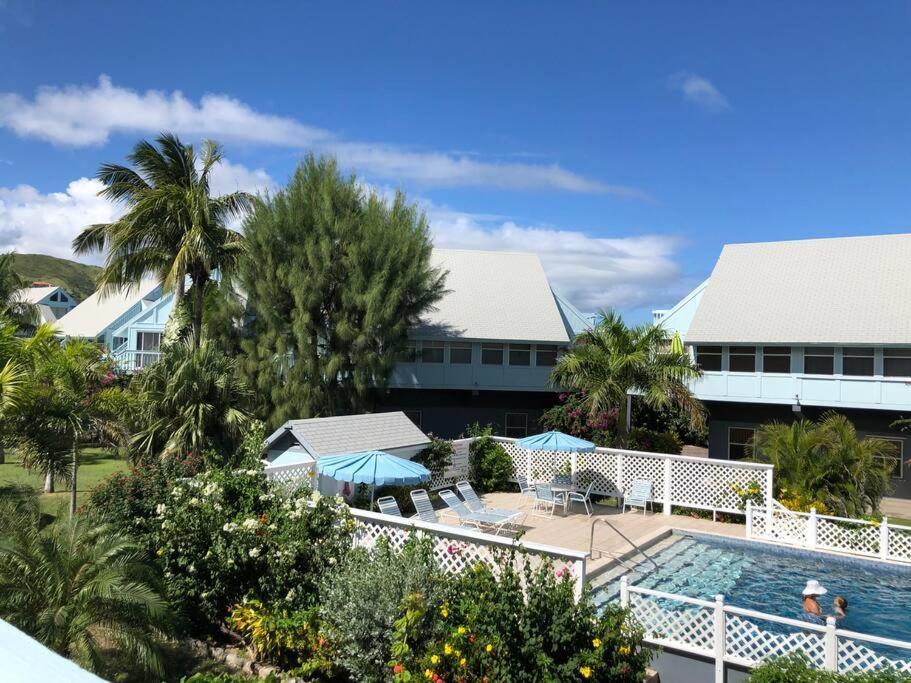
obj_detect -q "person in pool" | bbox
[833,595,848,620]
[801,580,828,623]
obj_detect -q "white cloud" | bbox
[669,72,730,112]
[424,202,686,312]
[0,76,642,196]
[207,159,275,197]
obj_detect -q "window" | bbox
[874,437,904,479]
[804,347,834,375]
[763,346,791,373]
[420,340,444,363]
[505,413,528,438]
[729,346,756,373]
[136,331,161,351]
[843,347,874,376]
[695,345,722,371]
[402,410,422,429]
[404,340,418,362]
[50,291,60,302]
[449,343,473,364]
[884,348,911,378]
[59,293,68,302]
[481,344,504,365]
[508,344,531,366]
[728,427,755,460]
[535,344,558,367]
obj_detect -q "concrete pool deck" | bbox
[469,491,747,575]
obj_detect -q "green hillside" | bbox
[12,253,101,301]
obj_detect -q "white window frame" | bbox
[481,343,504,365]
[508,343,531,366]
[804,346,835,376]
[873,436,904,480]
[504,412,528,439]
[883,348,911,379]
[842,346,875,377]
[695,345,722,372]
[535,344,558,367]
[449,342,473,364]
[762,346,791,374]
[728,346,756,373]
[727,426,756,460]
[420,340,444,364]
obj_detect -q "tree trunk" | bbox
[69,442,79,518]
[175,276,185,304]
[44,471,54,494]
[0,443,4,465]
[192,277,205,349]
[617,395,631,448]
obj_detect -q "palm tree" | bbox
[550,310,704,445]
[72,133,252,347]
[0,252,39,329]
[753,412,894,516]
[131,338,253,461]
[0,500,172,678]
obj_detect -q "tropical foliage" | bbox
[466,423,513,492]
[752,413,894,516]
[72,132,252,346]
[551,310,704,445]
[748,654,910,682]
[239,154,446,425]
[0,497,173,678]
[0,251,39,329]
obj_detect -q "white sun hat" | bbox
[802,580,828,597]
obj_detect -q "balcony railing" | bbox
[112,349,162,372]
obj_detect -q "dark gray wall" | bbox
[649,646,750,683]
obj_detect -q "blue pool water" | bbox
[594,533,911,657]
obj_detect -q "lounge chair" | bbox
[376,496,402,517]
[623,479,653,515]
[532,484,566,518]
[438,490,520,535]
[456,481,522,519]
[565,481,595,516]
[516,476,537,506]
[410,489,440,524]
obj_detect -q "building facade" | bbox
[19,284,78,323]
[656,234,911,499]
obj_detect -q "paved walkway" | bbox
[477,491,746,574]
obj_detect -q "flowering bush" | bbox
[153,465,353,631]
[389,551,651,682]
[627,427,683,455]
[542,392,616,446]
[777,487,831,514]
[731,480,765,511]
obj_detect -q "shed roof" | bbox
[411,249,572,343]
[686,233,911,345]
[264,411,431,458]
[54,278,160,338]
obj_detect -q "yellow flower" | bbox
[592,638,601,648]
[457,626,467,635]
[424,669,433,680]
[485,643,493,653]
[156,548,164,557]
[460,658,467,667]
[440,607,449,618]
[619,644,631,656]
[444,643,453,655]
[580,666,592,679]
[430,655,439,665]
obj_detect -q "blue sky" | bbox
[1,1,910,321]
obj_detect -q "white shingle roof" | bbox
[413,249,571,343]
[265,412,430,458]
[686,233,911,345]
[18,286,60,305]
[54,278,160,338]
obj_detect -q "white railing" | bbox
[746,502,911,564]
[349,507,588,599]
[111,349,162,372]
[264,461,315,493]
[619,576,911,681]
[428,438,473,491]
[493,437,774,516]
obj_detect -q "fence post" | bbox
[807,508,818,549]
[713,594,725,683]
[573,557,586,602]
[745,500,753,538]
[616,452,625,499]
[764,467,774,509]
[526,448,533,484]
[880,517,890,560]
[570,451,578,487]
[619,575,630,608]
[662,457,672,516]
[824,617,838,672]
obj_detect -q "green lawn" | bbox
[0,448,129,515]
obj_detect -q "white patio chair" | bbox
[532,484,565,518]
[410,489,440,524]
[438,489,520,535]
[565,481,596,516]
[622,479,653,515]
[376,496,402,517]
[516,476,537,506]
[456,480,522,518]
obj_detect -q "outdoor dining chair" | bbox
[516,476,537,506]
[410,489,441,524]
[565,481,595,516]
[552,473,573,487]
[531,484,566,518]
[622,479,653,515]
[376,496,403,517]
[438,490,520,535]
[456,480,522,518]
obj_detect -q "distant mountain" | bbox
[12,253,101,302]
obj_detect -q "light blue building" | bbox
[655,233,911,499]
[19,284,78,323]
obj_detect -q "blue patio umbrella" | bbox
[316,450,431,510]
[516,430,595,452]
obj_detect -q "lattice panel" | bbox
[753,509,809,545]
[528,449,573,483]
[429,472,458,491]
[575,451,621,496]
[816,519,880,556]
[498,440,527,481]
[889,526,911,561]
[627,593,714,655]
[725,614,826,668]
[620,454,666,501]
[672,459,767,512]
[839,638,911,674]
[264,465,312,494]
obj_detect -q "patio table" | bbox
[550,482,575,514]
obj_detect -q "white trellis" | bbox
[493,437,774,516]
[747,502,911,564]
[620,577,911,682]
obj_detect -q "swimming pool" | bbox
[592,532,911,662]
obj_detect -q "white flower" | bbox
[328,557,336,565]
[241,518,260,530]
[171,486,184,498]
[259,493,274,502]
[189,497,200,507]
[310,491,322,503]
[155,503,167,516]
[334,495,345,505]
[246,469,258,476]
[188,564,195,573]
[248,547,261,558]
[202,482,219,496]
[222,522,239,533]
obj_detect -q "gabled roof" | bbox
[55,278,160,338]
[1,618,105,682]
[686,233,911,345]
[18,286,62,305]
[411,249,572,343]
[264,411,431,458]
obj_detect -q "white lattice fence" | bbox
[619,452,666,502]
[498,440,528,481]
[575,450,621,496]
[264,462,314,493]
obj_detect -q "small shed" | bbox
[263,412,431,494]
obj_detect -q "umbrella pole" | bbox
[370,457,378,511]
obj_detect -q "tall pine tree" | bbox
[239,155,446,426]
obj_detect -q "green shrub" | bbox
[466,423,513,492]
[319,537,447,683]
[541,392,617,446]
[414,435,453,477]
[749,654,911,682]
[627,427,682,454]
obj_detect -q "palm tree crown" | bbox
[550,310,704,443]
[0,252,39,330]
[72,132,252,346]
